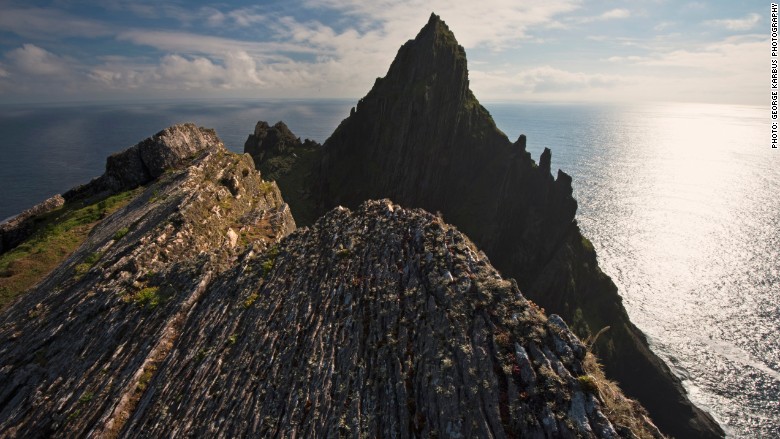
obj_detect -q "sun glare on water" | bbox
[575,102,777,437]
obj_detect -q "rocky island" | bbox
[245,13,723,439]
[0,13,722,439]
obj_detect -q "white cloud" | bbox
[0,1,761,105]
[601,9,630,20]
[635,35,762,69]
[303,0,581,49]
[574,8,631,24]
[5,44,70,75]
[607,55,644,62]
[116,29,319,58]
[225,7,268,27]
[516,66,624,92]
[470,65,625,99]
[0,8,111,38]
[705,13,760,31]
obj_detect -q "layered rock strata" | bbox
[243,13,723,438]
[0,125,294,437]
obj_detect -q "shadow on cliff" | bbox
[243,13,724,439]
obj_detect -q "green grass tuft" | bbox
[133,286,161,308]
[113,227,130,240]
[243,293,259,309]
[260,245,280,277]
[0,189,139,309]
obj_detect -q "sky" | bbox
[0,0,764,105]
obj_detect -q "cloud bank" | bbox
[0,1,764,105]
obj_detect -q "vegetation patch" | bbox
[243,293,259,309]
[577,375,599,393]
[581,352,660,439]
[259,180,276,195]
[136,364,157,393]
[74,251,103,278]
[0,189,139,310]
[78,391,94,404]
[261,245,280,277]
[132,286,162,309]
[113,227,130,240]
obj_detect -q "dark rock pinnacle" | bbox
[243,13,724,439]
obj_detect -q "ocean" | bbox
[0,99,776,437]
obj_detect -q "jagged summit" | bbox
[243,14,724,439]
[320,14,541,223]
[378,12,469,98]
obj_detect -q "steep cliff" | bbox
[244,121,321,225]
[244,13,723,438]
[0,121,671,437]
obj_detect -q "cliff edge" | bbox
[244,13,723,439]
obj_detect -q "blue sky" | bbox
[0,0,763,104]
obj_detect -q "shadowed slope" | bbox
[245,13,723,439]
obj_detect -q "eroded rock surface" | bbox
[0,125,294,437]
[0,122,665,437]
[122,200,656,438]
[242,13,723,438]
[64,123,222,202]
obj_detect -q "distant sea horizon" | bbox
[0,99,776,437]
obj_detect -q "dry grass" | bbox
[582,352,666,439]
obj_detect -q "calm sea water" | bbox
[0,100,776,437]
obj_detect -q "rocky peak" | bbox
[374,12,469,104]
[243,13,724,439]
[244,120,300,161]
[540,147,552,174]
[64,123,221,202]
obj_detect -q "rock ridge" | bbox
[125,199,660,438]
[0,126,663,437]
[243,13,723,439]
[0,195,64,254]
[64,123,221,202]
[0,124,294,436]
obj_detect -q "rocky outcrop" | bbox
[243,13,723,438]
[245,121,322,225]
[0,125,295,437]
[1,124,220,257]
[0,176,662,437]
[64,123,220,202]
[0,194,64,254]
[244,121,318,169]
[126,199,665,438]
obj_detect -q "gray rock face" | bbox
[0,194,64,254]
[65,123,221,200]
[126,200,634,438]
[0,129,294,437]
